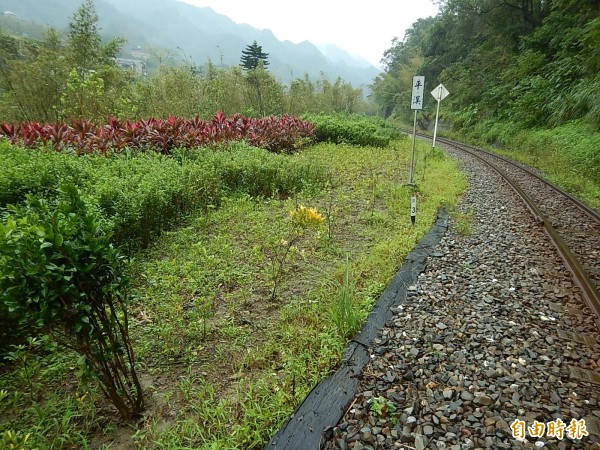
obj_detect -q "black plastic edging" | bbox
[266,208,450,450]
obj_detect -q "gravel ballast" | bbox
[323,147,600,450]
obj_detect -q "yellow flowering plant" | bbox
[267,205,323,301]
[288,205,324,228]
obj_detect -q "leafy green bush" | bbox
[181,144,328,198]
[0,142,87,206]
[82,153,223,248]
[304,114,402,147]
[0,146,222,248]
[0,186,143,420]
[0,142,328,249]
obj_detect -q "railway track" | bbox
[276,131,600,449]
[407,130,600,327]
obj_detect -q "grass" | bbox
[0,139,466,449]
[444,120,600,211]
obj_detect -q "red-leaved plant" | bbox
[0,113,316,155]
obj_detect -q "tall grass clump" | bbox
[331,256,362,339]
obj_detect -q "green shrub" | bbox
[0,143,328,250]
[0,186,143,420]
[181,144,328,198]
[0,143,87,206]
[82,153,223,248]
[304,114,402,147]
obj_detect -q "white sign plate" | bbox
[411,76,425,110]
[431,84,449,102]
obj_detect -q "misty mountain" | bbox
[317,44,376,70]
[0,0,381,86]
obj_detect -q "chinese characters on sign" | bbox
[510,418,589,441]
[411,76,425,110]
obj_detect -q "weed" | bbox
[367,396,397,418]
[4,338,43,402]
[331,256,362,339]
[265,205,324,301]
[453,207,474,236]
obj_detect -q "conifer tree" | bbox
[240,41,269,71]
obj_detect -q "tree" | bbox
[66,0,124,77]
[0,29,68,122]
[240,41,269,71]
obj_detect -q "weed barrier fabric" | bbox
[266,208,449,450]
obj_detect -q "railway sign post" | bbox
[409,76,425,186]
[431,83,449,148]
[409,76,424,225]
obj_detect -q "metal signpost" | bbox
[409,76,424,225]
[431,83,449,148]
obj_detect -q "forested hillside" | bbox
[373,0,599,131]
[371,0,599,206]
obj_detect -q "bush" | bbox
[0,143,328,250]
[0,186,143,420]
[182,144,328,198]
[82,153,223,248]
[0,142,87,206]
[0,147,223,248]
[304,114,402,147]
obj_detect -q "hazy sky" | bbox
[178,0,440,67]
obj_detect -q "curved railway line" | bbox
[406,130,600,327]
[273,131,600,449]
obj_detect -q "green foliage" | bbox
[0,185,143,420]
[373,0,600,129]
[367,396,396,418]
[60,69,105,122]
[285,75,366,116]
[0,0,131,124]
[240,41,270,71]
[0,143,86,206]
[66,0,124,75]
[134,65,203,118]
[243,65,283,117]
[187,144,328,198]
[83,153,223,249]
[465,120,600,209]
[330,256,362,339]
[0,29,68,123]
[305,113,403,147]
[0,142,328,250]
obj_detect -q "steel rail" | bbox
[404,130,600,326]
[401,128,600,222]
[436,136,600,222]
